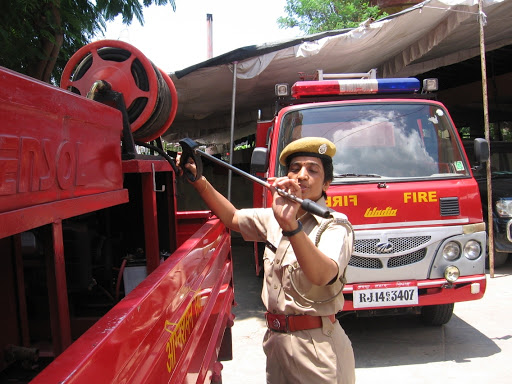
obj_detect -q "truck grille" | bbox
[348,255,383,269]
[349,235,430,270]
[348,248,427,269]
[354,236,431,254]
[387,249,427,268]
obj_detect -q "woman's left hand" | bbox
[269,176,302,232]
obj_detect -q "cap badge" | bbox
[318,143,327,155]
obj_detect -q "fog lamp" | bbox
[444,266,460,283]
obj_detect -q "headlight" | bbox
[443,241,461,261]
[444,266,460,282]
[464,240,482,260]
[496,199,512,217]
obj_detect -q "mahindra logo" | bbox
[376,241,394,253]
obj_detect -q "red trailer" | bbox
[0,40,234,383]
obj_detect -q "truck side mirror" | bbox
[251,147,269,174]
[474,138,489,164]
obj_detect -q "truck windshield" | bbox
[276,102,470,180]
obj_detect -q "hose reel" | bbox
[60,40,177,142]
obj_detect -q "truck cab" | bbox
[252,71,488,325]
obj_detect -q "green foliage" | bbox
[459,122,512,141]
[0,0,175,83]
[278,0,387,34]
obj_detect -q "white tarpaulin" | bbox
[164,0,512,144]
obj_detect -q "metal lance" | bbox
[179,138,331,218]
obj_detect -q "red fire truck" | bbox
[0,40,234,383]
[251,70,489,325]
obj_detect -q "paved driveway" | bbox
[222,237,512,384]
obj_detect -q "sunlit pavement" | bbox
[222,236,512,384]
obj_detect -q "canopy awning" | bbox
[164,0,512,144]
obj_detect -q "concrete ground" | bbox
[221,236,512,384]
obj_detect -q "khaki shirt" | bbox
[237,197,353,316]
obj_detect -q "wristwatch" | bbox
[282,220,303,237]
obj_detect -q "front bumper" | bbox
[341,274,486,311]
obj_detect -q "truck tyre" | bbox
[420,303,454,326]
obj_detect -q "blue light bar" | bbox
[376,78,420,93]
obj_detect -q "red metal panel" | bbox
[122,159,172,173]
[142,172,160,274]
[31,218,234,384]
[0,67,124,214]
[0,190,129,238]
[325,179,483,228]
[13,234,30,348]
[45,221,72,355]
[176,211,212,248]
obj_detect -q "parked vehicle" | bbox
[464,140,512,266]
[0,40,234,383]
[251,71,488,325]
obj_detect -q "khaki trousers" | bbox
[263,317,355,384]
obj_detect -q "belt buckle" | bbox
[266,313,289,333]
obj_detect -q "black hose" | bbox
[134,141,180,175]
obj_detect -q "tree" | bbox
[278,0,387,34]
[0,0,175,84]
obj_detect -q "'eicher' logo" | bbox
[364,207,397,217]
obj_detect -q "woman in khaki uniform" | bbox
[180,137,355,383]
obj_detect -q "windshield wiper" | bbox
[334,173,382,178]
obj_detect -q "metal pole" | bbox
[478,0,494,278]
[206,14,213,59]
[228,61,237,200]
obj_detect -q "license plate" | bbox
[353,281,418,309]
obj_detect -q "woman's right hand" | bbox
[176,153,197,181]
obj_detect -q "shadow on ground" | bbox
[340,313,500,368]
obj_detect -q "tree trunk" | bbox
[27,0,63,82]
